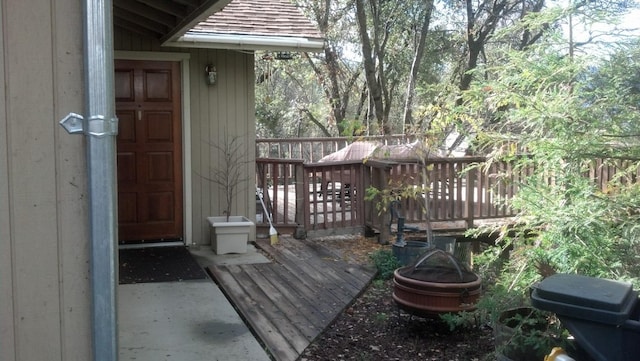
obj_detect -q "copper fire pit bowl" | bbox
[393,248,482,317]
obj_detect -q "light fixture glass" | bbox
[205,64,217,85]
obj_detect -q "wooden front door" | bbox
[115,60,183,243]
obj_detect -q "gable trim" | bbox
[165,32,325,52]
[159,0,234,44]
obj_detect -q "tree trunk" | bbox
[355,0,386,134]
[300,108,332,137]
[403,1,434,127]
[303,0,361,136]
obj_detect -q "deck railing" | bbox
[255,158,368,235]
[255,156,522,237]
[303,160,365,235]
[363,157,523,238]
[255,158,305,230]
[256,144,637,237]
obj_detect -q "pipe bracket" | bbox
[88,115,119,137]
[59,113,85,134]
[60,113,119,137]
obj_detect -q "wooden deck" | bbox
[206,237,377,361]
[256,157,521,238]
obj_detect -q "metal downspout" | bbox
[85,0,118,359]
[61,0,118,359]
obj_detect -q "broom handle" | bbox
[257,187,274,227]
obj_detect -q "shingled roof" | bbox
[165,0,325,51]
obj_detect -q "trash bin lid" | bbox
[531,274,637,325]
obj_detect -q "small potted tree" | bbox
[206,133,255,254]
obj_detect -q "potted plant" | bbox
[472,248,584,360]
[205,133,254,254]
[494,305,568,361]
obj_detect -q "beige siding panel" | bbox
[1,0,91,360]
[0,1,17,359]
[53,0,92,360]
[193,49,256,245]
[227,50,254,218]
[246,52,257,220]
[194,48,212,244]
[4,0,62,360]
[114,27,162,52]
[206,48,221,239]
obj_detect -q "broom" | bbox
[257,187,278,245]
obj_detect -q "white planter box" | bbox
[207,216,255,255]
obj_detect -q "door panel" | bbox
[115,60,183,243]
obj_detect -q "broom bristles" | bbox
[269,227,278,245]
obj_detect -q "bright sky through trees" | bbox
[566,6,640,56]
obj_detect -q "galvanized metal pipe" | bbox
[83,0,118,360]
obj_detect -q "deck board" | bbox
[257,241,356,303]
[252,263,330,327]
[208,265,300,361]
[207,236,376,361]
[254,251,346,316]
[240,265,319,341]
[225,265,310,353]
[276,239,368,294]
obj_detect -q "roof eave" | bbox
[164,32,325,52]
[160,0,235,44]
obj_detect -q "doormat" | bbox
[119,246,207,284]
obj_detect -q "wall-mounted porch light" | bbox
[205,64,217,85]
[275,51,293,60]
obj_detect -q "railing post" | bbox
[379,165,391,244]
[466,164,476,229]
[294,162,306,238]
[363,162,372,230]
[364,160,393,244]
[302,164,312,232]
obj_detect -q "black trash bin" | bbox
[531,273,640,361]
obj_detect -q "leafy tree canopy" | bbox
[257,0,638,140]
[459,8,640,297]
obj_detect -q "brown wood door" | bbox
[115,60,183,243]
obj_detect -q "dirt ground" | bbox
[298,236,496,361]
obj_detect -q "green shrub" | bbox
[370,249,401,280]
[439,36,640,357]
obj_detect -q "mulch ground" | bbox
[298,235,496,361]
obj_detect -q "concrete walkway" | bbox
[118,244,272,361]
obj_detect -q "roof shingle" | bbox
[191,0,324,40]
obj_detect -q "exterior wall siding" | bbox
[1,5,257,361]
[191,47,256,246]
[114,29,257,246]
[1,0,91,360]
[0,1,14,358]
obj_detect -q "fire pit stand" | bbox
[393,248,482,317]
